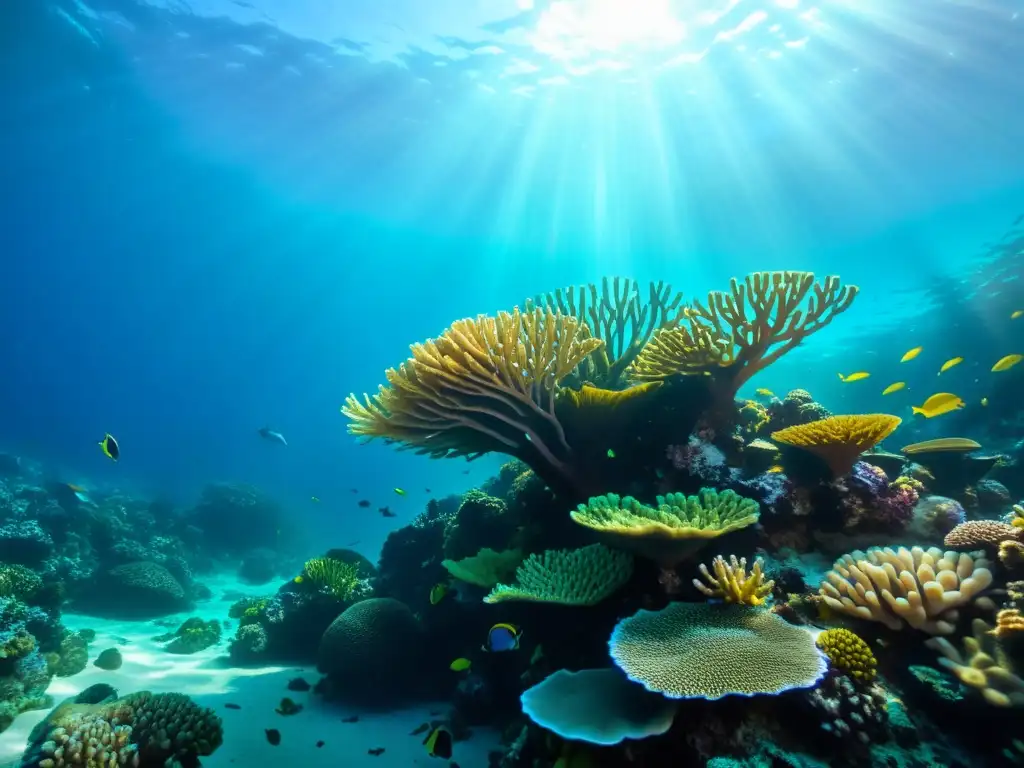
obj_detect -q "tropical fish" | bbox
[265,729,281,746]
[900,347,923,362]
[275,697,302,716]
[837,372,870,383]
[449,657,471,672]
[755,388,775,397]
[938,357,963,374]
[357,499,371,508]
[423,727,453,759]
[912,392,965,418]
[67,483,91,502]
[258,426,287,446]
[379,506,396,518]
[368,747,385,756]
[316,740,325,748]
[429,583,449,605]
[98,433,119,462]
[293,575,304,584]
[881,382,906,396]
[767,465,784,474]
[409,723,431,736]
[1012,310,1023,319]
[991,354,1022,372]
[981,397,988,407]
[394,488,406,496]
[483,623,521,652]
[311,496,320,503]
[224,703,241,710]
[606,449,616,459]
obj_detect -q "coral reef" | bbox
[815,629,877,684]
[693,555,774,605]
[154,617,222,655]
[483,544,633,606]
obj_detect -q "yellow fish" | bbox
[429,583,449,605]
[838,372,870,383]
[293,575,304,584]
[394,488,406,496]
[767,465,785,474]
[755,388,775,397]
[991,354,1022,372]
[900,347,923,362]
[1012,310,1023,320]
[98,433,119,462]
[449,657,471,672]
[881,382,906,396]
[938,357,963,374]
[981,397,988,407]
[912,392,965,418]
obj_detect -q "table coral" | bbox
[772,414,902,479]
[818,546,992,634]
[571,489,759,568]
[483,543,632,606]
[608,603,827,700]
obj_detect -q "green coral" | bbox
[443,547,522,588]
[229,597,268,624]
[0,565,43,604]
[570,489,760,567]
[484,544,633,606]
[302,557,360,599]
[155,617,222,655]
[0,629,35,660]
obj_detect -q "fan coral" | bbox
[693,555,774,606]
[818,546,993,634]
[608,603,827,700]
[816,628,877,683]
[520,668,677,746]
[526,278,687,388]
[442,547,522,588]
[771,414,902,478]
[342,307,602,498]
[926,618,1024,707]
[571,489,759,567]
[301,557,360,600]
[944,520,1021,550]
[484,544,632,606]
[19,690,223,767]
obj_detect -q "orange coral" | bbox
[771,414,902,477]
[342,308,602,493]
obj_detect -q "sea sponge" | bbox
[693,555,774,606]
[944,520,1020,550]
[301,557,360,600]
[520,668,677,745]
[19,690,223,767]
[317,598,424,704]
[771,414,902,478]
[816,628,877,684]
[608,603,827,700]
[818,546,993,634]
[571,489,759,568]
[443,547,522,588]
[925,618,1024,707]
[341,307,602,496]
[483,544,632,606]
[527,278,687,388]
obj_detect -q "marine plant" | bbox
[301,557,360,600]
[570,489,759,567]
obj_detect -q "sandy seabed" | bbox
[0,574,499,767]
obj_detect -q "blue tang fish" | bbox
[483,622,521,652]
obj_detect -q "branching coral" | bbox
[342,307,602,497]
[608,603,827,700]
[571,489,759,567]
[771,414,902,478]
[693,555,774,606]
[526,278,687,388]
[625,321,732,382]
[302,557,360,600]
[483,544,632,606]
[816,628,877,683]
[442,547,522,588]
[818,546,993,634]
[944,520,1021,550]
[926,618,1024,707]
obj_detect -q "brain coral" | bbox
[20,690,222,767]
[98,562,186,617]
[608,603,827,700]
[317,598,424,704]
[520,668,677,746]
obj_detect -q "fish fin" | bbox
[911,407,923,416]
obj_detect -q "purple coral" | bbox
[839,462,915,533]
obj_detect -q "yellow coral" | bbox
[571,490,760,568]
[991,609,1024,640]
[692,555,774,606]
[771,414,902,477]
[560,381,662,410]
[1012,504,1024,530]
[1001,540,1024,570]
[342,307,602,472]
[303,557,359,599]
[926,618,1024,707]
[892,475,924,494]
[819,546,993,634]
[625,321,732,382]
[816,628,877,684]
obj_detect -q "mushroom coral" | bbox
[571,489,760,568]
[818,546,993,634]
[608,603,827,700]
[771,414,902,478]
[341,307,602,498]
